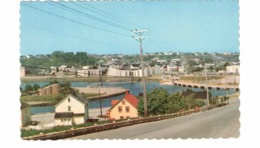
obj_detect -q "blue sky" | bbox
[20,1,239,55]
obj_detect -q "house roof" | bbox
[124,92,138,108]
[108,91,138,111]
[111,100,119,106]
[54,112,74,118]
[71,93,88,104]
[55,93,88,107]
[182,91,207,100]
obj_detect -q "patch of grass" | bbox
[20,93,101,103]
[21,120,115,138]
[20,94,60,102]
[21,118,135,138]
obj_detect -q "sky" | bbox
[20,0,239,55]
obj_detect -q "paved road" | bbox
[70,99,240,139]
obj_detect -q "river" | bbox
[21,81,237,115]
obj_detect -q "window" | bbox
[126,106,130,112]
[68,118,70,122]
[118,106,122,113]
[64,118,67,121]
[122,100,125,105]
[68,98,70,102]
[120,116,124,119]
[68,106,71,111]
[126,116,130,119]
[61,119,63,122]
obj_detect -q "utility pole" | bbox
[225,71,229,96]
[99,70,103,116]
[205,64,210,107]
[132,29,148,116]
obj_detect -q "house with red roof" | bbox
[107,91,139,120]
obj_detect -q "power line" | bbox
[21,2,131,38]
[81,2,143,29]
[21,2,178,54]
[49,2,131,31]
[77,2,176,51]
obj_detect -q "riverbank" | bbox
[22,87,128,106]
[26,101,56,106]
[20,75,162,83]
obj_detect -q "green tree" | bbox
[138,88,170,116]
[32,84,40,92]
[59,82,75,96]
[138,88,208,116]
[167,93,185,113]
[25,84,33,93]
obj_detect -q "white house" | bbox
[178,65,186,72]
[50,66,57,73]
[58,65,67,71]
[54,93,89,126]
[167,63,178,71]
[226,65,240,74]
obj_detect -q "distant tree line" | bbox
[20,84,41,96]
[20,51,100,68]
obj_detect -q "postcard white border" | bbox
[0,0,260,147]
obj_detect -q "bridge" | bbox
[173,81,240,91]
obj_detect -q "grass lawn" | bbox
[21,120,118,138]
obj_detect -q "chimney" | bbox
[126,90,129,95]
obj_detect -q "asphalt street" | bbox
[70,99,240,139]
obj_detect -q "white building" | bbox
[107,65,163,77]
[178,65,186,72]
[50,66,57,73]
[58,65,67,71]
[77,69,102,77]
[54,93,89,126]
[20,66,25,77]
[167,63,178,71]
[226,65,240,74]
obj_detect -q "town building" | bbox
[107,91,139,120]
[58,65,67,71]
[226,65,240,74]
[107,65,163,77]
[21,102,31,127]
[40,83,60,95]
[54,93,89,126]
[20,66,26,77]
[167,62,178,71]
[50,66,57,73]
[77,69,102,77]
